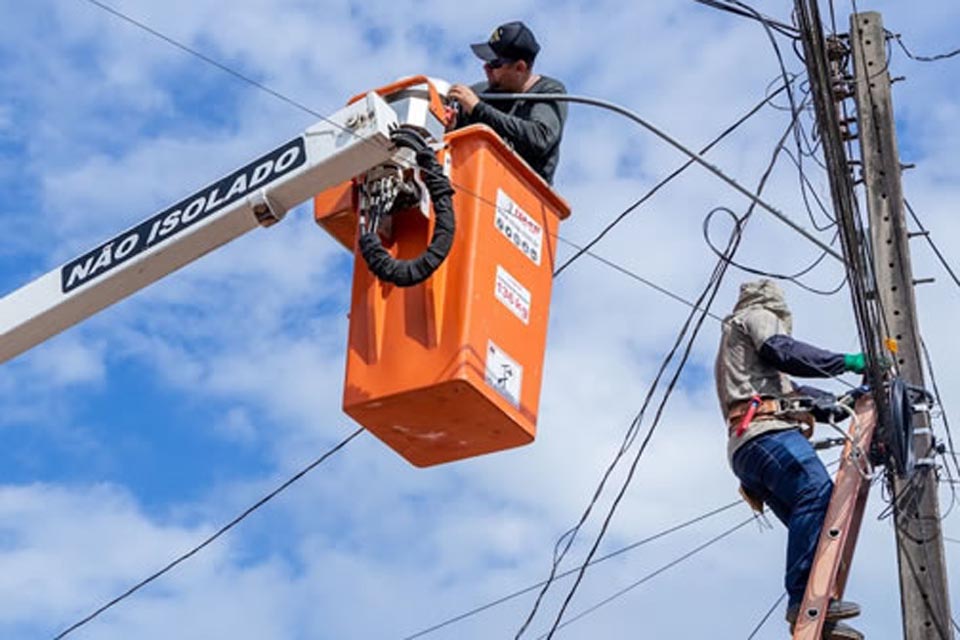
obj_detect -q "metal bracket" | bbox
[249,190,287,228]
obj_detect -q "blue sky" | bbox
[2,1,960,639]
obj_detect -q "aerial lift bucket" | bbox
[314,77,571,466]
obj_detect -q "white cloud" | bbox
[1,0,959,638]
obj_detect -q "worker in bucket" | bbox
[715,279,866,639]
[448,20,567,185]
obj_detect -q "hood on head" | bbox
[731,279,792,333]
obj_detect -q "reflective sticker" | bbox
[494,189,543,265]
[485,340,523,408]
[495,265,531,325]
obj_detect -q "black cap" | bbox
[470,21,540,63]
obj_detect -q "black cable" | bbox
[904,198,960,291]
[534,516,756,638]
[920,337,960,480]
[478,92,841,262]
[398,501,742,640]
[52,428,364,640]
[891,508,956,640]
[78,0,326,119]
[701,206,847,295]
[552,80,792,277]
[552,235,726,322]
[692,0,800,38]
[890,33,960,62]
[746,591,788,639]
[527,106,800,640]
[697,0,844,292]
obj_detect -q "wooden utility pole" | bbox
[850,12,954,639]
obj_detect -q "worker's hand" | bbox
[843,352,866,374]
[448,84,480,115]
[811,393,848,424]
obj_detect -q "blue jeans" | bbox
[732,428,833,606]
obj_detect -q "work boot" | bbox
[786,599,862,625]
[823,621,865,640]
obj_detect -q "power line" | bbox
[551,81,792,277]
[53,428,364,640]
[692,0,800,38]
[78,0,325,119]
[533,516,755,638]
[920,337,960,480]
[904,198,960,290]
[747,592,789,639]
[890,33,960,62]
[552,234,726,322]
[399,501,742,640]
[481,93,842,263]
[79,0,826,330]
[519,109,800,640]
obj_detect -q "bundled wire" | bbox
[515,101,803,639]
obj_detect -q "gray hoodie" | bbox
[715,280,798,461]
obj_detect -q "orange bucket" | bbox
[342,124,570,466]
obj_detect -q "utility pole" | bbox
[850,11,954,639]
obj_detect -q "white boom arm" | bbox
[0,92,401,364]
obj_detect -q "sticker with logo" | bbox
[494,188,542,265]
[495,265,531,325]
[484,340,523,408]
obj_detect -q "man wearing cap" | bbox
[449,21,567,185]
[716,279,866,639]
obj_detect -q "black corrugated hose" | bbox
[358,127,455,287]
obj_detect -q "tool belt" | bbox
[727,394,815,438]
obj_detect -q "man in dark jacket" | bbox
[716,279,865,639]
[449,21,566,185]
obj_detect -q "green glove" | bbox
[844,352,866,374]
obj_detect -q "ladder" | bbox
[793,396,876,638]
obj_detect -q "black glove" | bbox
[810,393,849,424]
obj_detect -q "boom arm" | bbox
[0,92,402,364]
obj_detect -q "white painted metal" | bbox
[0,92,399,364]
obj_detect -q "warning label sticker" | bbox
[485,340,523,408]
[495,189,543,265]
[495,265,531,325]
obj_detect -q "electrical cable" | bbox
[514,213,741,639]
[692,0,800,38]
[891,512,956,640]
[920,337,960,481]
[80,0,840,316]
[746,591,788,639]
[80,0,831,323]
[701,206,846,295]
[398,500,742,640]
[904,198,960,291]
[69,3,888,634]
[532,516,756,639]
[78,0,326,119]
[890,33,960,62]
[551,80,793,277]
[552,234,726,322]
[478,92,842,262]
[52,428,364,640]
[695,0,845,291]
[522,108,800,640]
